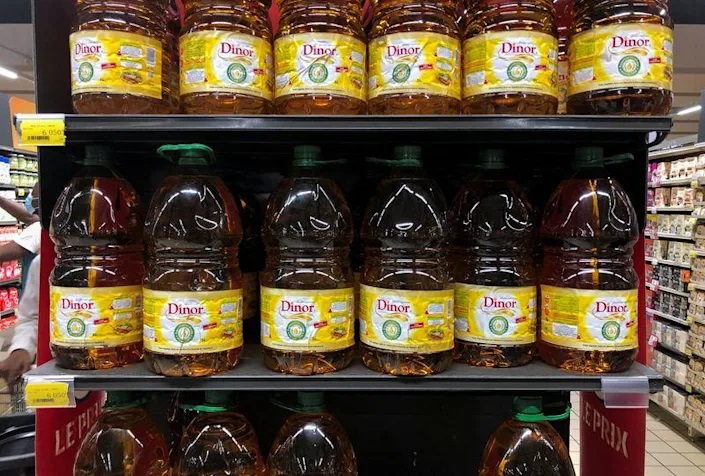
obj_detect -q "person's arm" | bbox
[0,241,30,263]
[0,196,39,225]
[0,256,40,382]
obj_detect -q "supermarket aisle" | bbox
[569,394,705,475]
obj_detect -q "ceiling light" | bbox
[677,105,702,116]
[0,66,18,80]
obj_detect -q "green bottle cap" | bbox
[513,397,572,423]
[478,149,506,170]
[574,146,604,167]
[393,146,422,167]
[292,145,322,167]
[157,143,216,166]
[296,392,326,413]
[83,145,113,166]
[104,391,144,409]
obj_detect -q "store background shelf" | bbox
[648,308,691,326]
[646,256,691,268]
[646,282,690,298]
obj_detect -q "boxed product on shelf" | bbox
[667,241,683,261]
[649,163,657,184]
[646,238,654,258]
[653,239,668,259]
[655,188,671,207]
[646,263,654,283]
[696,223,705,238]
[670,215,685,235]
[652,320,688,353]
[658,215,670,234]
[646,288,655,309]
[686,157,698,178]
[647,188,655,207]
[646,214,658,235]
[687,333,705,356]
[683,243,695,259]
[656,161,671,183]
[685,188,695,207]
[686,396,705,430]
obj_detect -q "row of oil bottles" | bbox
[49,143,638,377]
[73,391,576,475]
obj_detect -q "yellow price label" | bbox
[687,385,693,393]
[25,381,71,408]
[686,348,693,356]
[688,316,695,323]
[692,181,699,189]
[16,114,65,146]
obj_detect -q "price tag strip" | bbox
[24,375,76,408]
[15,113,66,147]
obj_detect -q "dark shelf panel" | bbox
[0,145,36,157]
[28,345,664,393]
[61,115,672,148]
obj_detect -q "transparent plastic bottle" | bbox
[70,0,173,114]
[360,146,454,376]
[166,391,204,465]
[179,0,274,114]
[555,0,573,114]
[368,0,462,114]
[261,146,355,375]
[567,0,673,115]
[172,391,266,476]
[479,397,575,476]
[274,0,367,114]
[462,0,558,115]
[268,392,357,476]
[540,147,639,373]
[451,149,537,368]
[143,144,244,377]
[50,145,144,370]
[74,391,169,476]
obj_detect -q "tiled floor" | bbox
[569,393,705,475]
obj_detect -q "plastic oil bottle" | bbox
[268,392,357,476]
[261,145,355,375]
[360,146,454,376]
[74,391,169,476]
[451,149,537,367]
[143,144,244,377]
[540,147,638,373]
[172,391,266,475]
[479,397,575,476]
[50,145,144,370]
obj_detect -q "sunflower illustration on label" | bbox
[540,286,638,351]
[260,287,354,352]
[359,284,454,354]
[142,289,243,355]
[274,33,366,101]
[50,285,143,348]
[454,284,536,345]
[568,24,673,96]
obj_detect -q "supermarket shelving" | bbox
[648,308,690,326]
[0,145,36,157]
[647,207,694,213]
[646,282,690,298]
[646,256,691,269]
[657,340,688,357]
[690,281,705,292]
[648,177,699,187]
[649,142,705,161]
[649,232,693,241]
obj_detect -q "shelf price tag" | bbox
[688,316,694,324]
[687,384,693,393]
[686,348,693,356]
[599,376,650,409]
[651,257,659,266]
[692,180,699,189]
[24,376,75,408]
[15,113,66,146]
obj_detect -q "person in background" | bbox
[0,182,39,226]
[0,182,40,293]
[0,256,40,382]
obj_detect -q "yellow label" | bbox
[50,285,142,348]
[557,59,569,113]
[260,286,354,352]
[25,381,71,408]
[143,288,243,355]
[242,272,259,320]
[540,285,638,351]
[274,33,366,101]
[454,284,537,345]
[359,284,454,354]
[369,32,461,100]
[462,31,558,99]
[568,24,673,96]
[69,30,163,99]
[179,31,273,100]
[17,114,65,146]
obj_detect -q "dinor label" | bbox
[242,272,259,320]
[180,31,273,100]
[50,285,142,348]
[359,284,454,354]
[368,32,461,100]
[568,24,673,96]
[274,33,366,101]
[557,59,569,113]
[454,284,537,345]
[260,286,354,352]
[70,30,163,99]
[540,285,638,351]
[463,31,558,99]
[143,289,243,355]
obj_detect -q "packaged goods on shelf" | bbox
[687,333,705,357]
[654,188,671,207]
[646,288,655,310]
[646,214,657,235]
[687,368,705,395]
[696,223,705,239]
[652,320,688,354]
[647,189,655,207]
[646,238,654,258]
[651,349,688,386]
[646,262,653,283]
[685,395,705,429]
[657,215,669,234]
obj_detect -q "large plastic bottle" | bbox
[261,146,355,375]
[540,147,638,373]
[479,397,575,476]
[74,391,169,476]
[451,149,537,367]
[172,391,266,475]
[143,144,244,377]
[360,146,454,376]
[50,145,144,370]
[268,392,357,476]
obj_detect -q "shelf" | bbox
[651,396,688,423]
[646,283,690,298]
[647,308,690,326]
[647,207,694,213]
[648,177,698,187]
[26,345,664,393]
[662,374,689,392]
[646,256,691,269]
[0,278,20,287]
[691,250,705,257]
[690,281,705,292]
[59,115,673,148]
[0,145,35,157]
[0,308,15,318]
[0,221,18,227]
[650,143,705,161]
[650,233,693,241]
[656,340,689,357]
